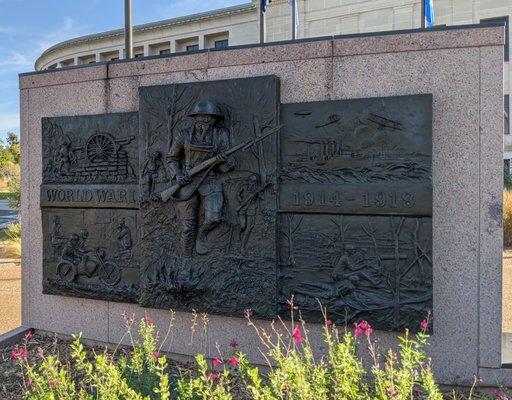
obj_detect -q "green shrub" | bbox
[11,304,501,399]
[5,221,21,244]
[7,172,20,209]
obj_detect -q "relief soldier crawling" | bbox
[165,101,236,256]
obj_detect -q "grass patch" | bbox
[0,190,14,201]
[0,222,21,260]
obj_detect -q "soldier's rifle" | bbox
[236,182,271,212]
[160,124,283,203]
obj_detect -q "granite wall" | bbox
[20,24,506,385]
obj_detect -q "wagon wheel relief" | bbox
[86,133,117,163]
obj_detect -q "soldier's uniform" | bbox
[167,101,235,256]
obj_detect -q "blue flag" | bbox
[425,0,435,28]
[261,0,271,13]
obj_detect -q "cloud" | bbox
[0,113,19,134]
[0,26,16,34]
[0,52,32,69]
[36,17,89,54]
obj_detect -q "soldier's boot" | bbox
[177,256,192,288]
[195,219,219,255]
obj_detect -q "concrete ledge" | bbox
[108,52,209,79]
[208,40,333,68]
[0,326,32,348]
[333,26,505,57]
[19,64,107,90]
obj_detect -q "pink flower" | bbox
[208,371,220,382]
[244,309,253,319]
[492,389,506,400]
[152,351,160,360]
[325,320,333,328]
[420,319,429,331]
[48,379,59,388]
[354,321,374,337]
[229,339,238,348]
[212,358,222,367]
[11,347,29,360]
[145,315,153,325]
[24,331,33,341]
[26,379,33,389]
[228,356,240,368]
[292,326,303,344]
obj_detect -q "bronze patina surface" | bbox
[41,78,432,331]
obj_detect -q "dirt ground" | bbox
[0,260,20,335]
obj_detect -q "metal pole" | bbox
[260,5,266,44]
[291,0,296,40]
[421,0,426,28]
[124,0,133,59]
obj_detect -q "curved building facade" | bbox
[35,0,512,163]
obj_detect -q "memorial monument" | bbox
[21,24,506,384]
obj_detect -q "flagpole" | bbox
[291,0,296,40]
[421,0,426,28]
[260,3,266,44]
[125,0,133,59]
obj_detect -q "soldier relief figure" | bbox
[160,101,236,256]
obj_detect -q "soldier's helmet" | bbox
[69,234,79,243]
[188,100,223,118]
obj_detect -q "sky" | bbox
[0,0,247,142]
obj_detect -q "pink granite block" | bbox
[208,40,333,68]
[23,81,108,334]
[108,53,208,79]
[106,71,209,113]
[19,89,31,326]
[333,26,505,57]
[477,366,512,387]
[208,58,331,103]
[478,46,505,369]
[107,76,140,113]
[332,47,482,384]
[19,64,107,90]
[107,303,209,357]
[138,69,207,87]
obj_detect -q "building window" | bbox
[481,16,509,61]
[214,39,229,48]
[111,57,119,61]
[159,49,170,55]
[88,60,96,64]
[506,95,510,135]
[135,53,144,58]
[186,44,199,52]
